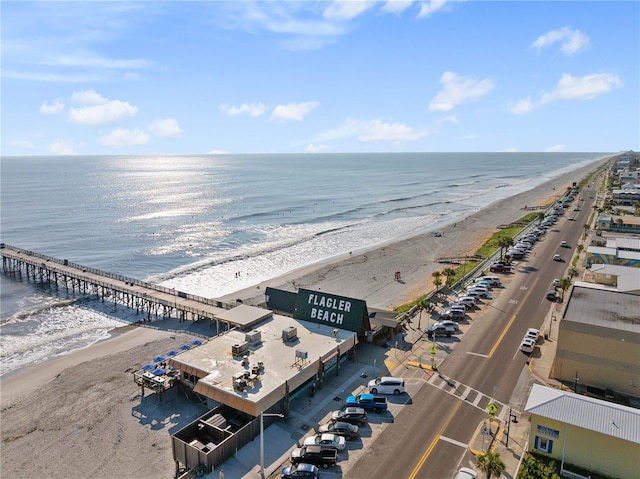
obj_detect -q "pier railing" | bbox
[0,243,234,310]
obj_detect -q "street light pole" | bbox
[260,412,285,479]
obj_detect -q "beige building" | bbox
[525,384,640,479]
[553,286,640,399]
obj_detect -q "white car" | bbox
[520,337,536,354]
[435,320,459,331]
[454,467,478,479]
[525,328,540,342]
[303,433,346,451]
[560,241,569,248]
[456,296,477,306]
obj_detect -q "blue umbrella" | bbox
[166,350,179,357]
[152,368,166,376]
[141,364,155,371]
[152,356,165,363]
[180,344,191,351]
[191,339,203,346]
[168,366,177,371]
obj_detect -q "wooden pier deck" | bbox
[0,243,237,324]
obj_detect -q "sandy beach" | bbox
[0,158,607,479]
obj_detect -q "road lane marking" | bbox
[466,351,488,358]
[487,313,517,358]
[408,400,463,479]
[439,435,469,449]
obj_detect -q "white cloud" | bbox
[70,89,109,105]
[545,144,566,152]
[149,118,183,139]
[324,1,376,21]
[418,0,449,18]
[313,117,427,144]
[358,119,427,142]
[69,96,137,126]
[429,71,494,112]
[48,140,75,155]
[220,102,267,117]
[208,149,229,155]
[436,115,459,126]
[510,96,535,115]
[531,27,590,56]
[271,101,319,121]
[503,147,517,152]
[381,1,414,14]
[40,99,65,114]
[541,73,623,103]
[305,143,333,153]
[9,140,36,149]
[41,53,152,70]
[100,128,149,147]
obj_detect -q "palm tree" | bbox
[568,267,578,278]
[497,236,514,260]
[476,451,506,479]
[558,277,572,301]
[432,271,443,293]
[583,223,590,235]
[537,212,545,224]
[443,267,457,286]
[416,296,429,329]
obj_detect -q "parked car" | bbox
[456,296,477,307]
[435,320,459,331]
[553,254,563,262]
[367,376,406,395]
[426,324,454,338]
[520,337,536,354]
[525,328,540,342]
[442,308,465,320]
[490,263,510,272]
[303,433,346,451]
[454,467,478,479]
[466,288,490,298]
[345,393,388,412]
[476,275,501,286]
[330,407,367,426]
[290,445,337,469]
[474,280,493,290]
[318,421,359,440]
[546,290,558,301]
[281,463,320,479]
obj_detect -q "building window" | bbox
[534,436,553,454]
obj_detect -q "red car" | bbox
[489,263,509,272]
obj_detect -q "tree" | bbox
[432,271,443,293]
[476,451,506,479]
[416,297,429,329]
[583,223,590,235]
[498,236,514,260]
[567,267,578,278]
[537,212,545,224]
[443,267,456,286]
[558,277,572,301]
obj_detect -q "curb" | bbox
[469,419,501,456]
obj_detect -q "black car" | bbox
[330,407,367,426]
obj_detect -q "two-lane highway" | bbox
[347,180,602,478]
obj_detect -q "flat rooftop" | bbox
[564,286,640,333]
[168,309,357,416]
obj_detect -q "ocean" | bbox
[0,152,608,374]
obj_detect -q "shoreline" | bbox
[0,157,609,479]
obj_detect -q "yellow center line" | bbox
[487,313,517,358]
[408,400,463,479]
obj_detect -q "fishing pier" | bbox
[0,243,237,324]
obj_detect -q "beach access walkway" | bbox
[0,243,237,326]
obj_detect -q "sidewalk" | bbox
[197,307,563,479]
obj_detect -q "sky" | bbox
[1,1,638,156]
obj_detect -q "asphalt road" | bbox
[345,182,601,478]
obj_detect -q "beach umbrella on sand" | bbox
[141,364,155,371]
[166,350,179,357]
[180,344,191,351]
[152,355,165,363]
[152,368,166,376]
[191,339,203,346]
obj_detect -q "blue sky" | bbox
[2,1,638,156]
